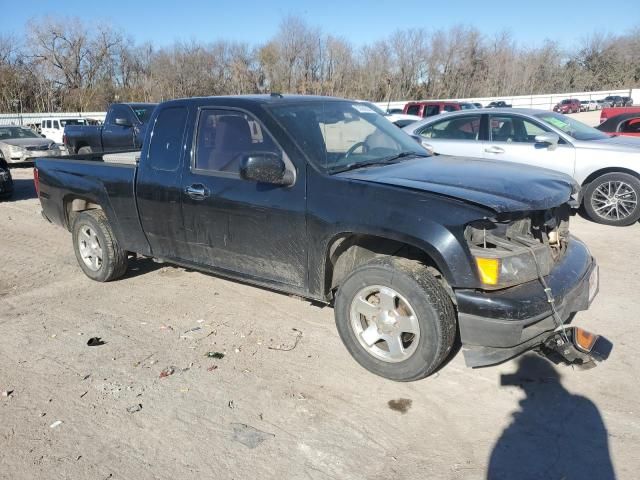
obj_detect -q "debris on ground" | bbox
[268,328,303,352]
[49,420,63,429]
[159,366,176,379]
[230,423,274,449]
[207,365,218,372]
[2,390,13,397]
[205,352,225,359]
[87,337,106,347]
[80,391,88,398]
[228,400,235,409]
[126,404,143,414]
[183,327,202,334]
[133,353,155,367]
[388,398,412,414]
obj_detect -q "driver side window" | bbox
[194,109,287,175]
[490,115,550,143]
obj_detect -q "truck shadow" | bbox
[4,179,37,201]
[122,257,164,279]
[487,355,615,479]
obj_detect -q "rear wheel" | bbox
[584,173,640,226]
[334,257,456,381]
[77,146,92,155]
[72,210,128,281]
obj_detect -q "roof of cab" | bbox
[161,94,350,108]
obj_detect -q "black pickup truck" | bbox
[63,103,157,154]
[34,95,609,381]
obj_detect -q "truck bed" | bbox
[35,153,150,255]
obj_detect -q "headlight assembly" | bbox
[467,223,553,290]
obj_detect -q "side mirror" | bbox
[240,152,294,186]
[115,118,132,127]
[535,132,560,150]
[410,135,434,155]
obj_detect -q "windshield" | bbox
[269,101,429,173]
[0,127,40,140]
[130,105,155,123]
[535,112,610,141]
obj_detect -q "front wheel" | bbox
[334,257,456,381]
[72,210,128,281]
[584,173,640,226]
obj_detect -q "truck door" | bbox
[102,105,137,151]
[180,108,307,287]
[136,106,189,257]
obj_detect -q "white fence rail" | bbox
[376,88,639,112]
[1,87,638,127]
[0,111,107,127]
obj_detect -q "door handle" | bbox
[185,184,209,200]
[484,146,505,154]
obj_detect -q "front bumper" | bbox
[7,149,60,163]
[455,237,597,367]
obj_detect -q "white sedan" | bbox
[403,108,640,226]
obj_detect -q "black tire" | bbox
[584,172,640,226]
[334,257,456,381]
[71,210,128,281]
[77,146,92,155]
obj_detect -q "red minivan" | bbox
[403,101,475,118]
[553,99,581,114]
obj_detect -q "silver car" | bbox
[0,126,61,164]
[404,108,640,226]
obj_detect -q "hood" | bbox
[1,138,55,148]
[337,156,576,213]
[577,135,640,152]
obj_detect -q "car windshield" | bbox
[0,127,40,140]
[130,105,155,123]
[535,112,610,141]
[269,101,429,174]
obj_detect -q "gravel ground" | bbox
[1,167,638,480]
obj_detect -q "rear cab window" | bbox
[147,107,188,171]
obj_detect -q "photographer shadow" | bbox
[488,355,615,480]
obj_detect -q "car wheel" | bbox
[334,257,456,381]
[0,160,13,200]
[77,146,92,155]
[584,173,640,226]
[72,209,128,281]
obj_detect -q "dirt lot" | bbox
[1,166,639,480]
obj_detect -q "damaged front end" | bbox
[456,203,611,369]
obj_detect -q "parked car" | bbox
[603,95,624,107]
[41,118,90,145]
[472,102,483,109]
[34,95,608,380]
[596,99,610,109]
[0,125,61,164]
[579,100,598,112]
[486,101,512,108]
[0,156,13,199]
[596,112,640,137]
[359,102,421,128]
[553,99,580,114]
[403,101,465,118]
[600,106,640,124]
[403,108,640,226]
[621,96,634,106]
[63,103,157,154]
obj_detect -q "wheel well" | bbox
[581,168,640,189]
[325,234,454,302]
[64,197,102,229]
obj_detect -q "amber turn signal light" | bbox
[475,257,500,286]
[573,327,598,353]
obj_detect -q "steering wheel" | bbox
[344,142,367,159]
